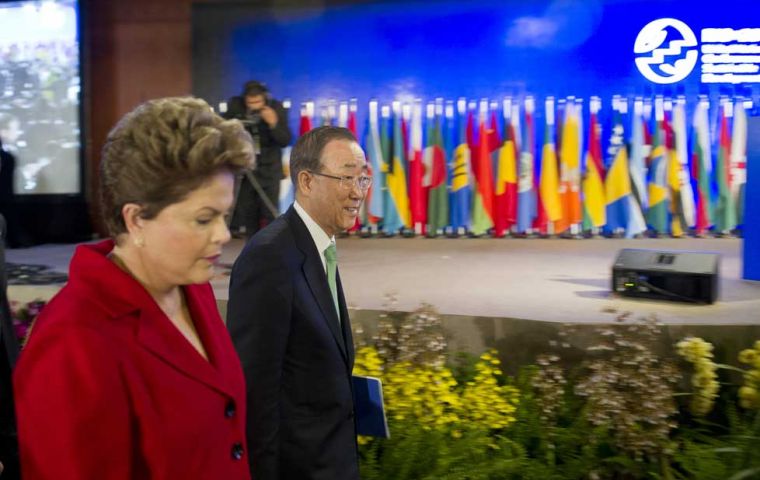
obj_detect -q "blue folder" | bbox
[352,375,390,438]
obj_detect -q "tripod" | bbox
[228,169,280,229]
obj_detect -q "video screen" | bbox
[0,0,80,195]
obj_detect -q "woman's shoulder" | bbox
[15,294,126,382]
[24,284,131,351]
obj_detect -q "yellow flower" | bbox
[677,337,719,416]
[739,349,758,365]
[739,386,758,404]
[745,370,760,385]
[736,342,760,410]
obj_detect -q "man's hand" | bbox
[260,105,278,128]
[1,459,4,476]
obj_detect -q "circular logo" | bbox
[634,18,698,84]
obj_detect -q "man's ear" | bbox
[297,170,313,197]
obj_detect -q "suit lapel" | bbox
[285,208,349,363]
[136,290,234,398]
[336,270,354,369]
[69,241,235,397]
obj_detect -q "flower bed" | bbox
[353,304,760,479]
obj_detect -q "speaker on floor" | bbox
[611,249,719,304]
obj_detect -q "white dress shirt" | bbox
[293,201,335,273]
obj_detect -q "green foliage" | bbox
[359,423,525,480]
[355,305,760,479]
[448,351,480,385]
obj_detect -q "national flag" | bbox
[714,101,737,233]
[494,103,517,237]
[281,102,312,213]
[425,106,449,233]
[408,101,426,234]
[470,103,495,236]
[605,104,646,237]
[517,97,537,233]
[605,106,629,231]
[646,102,669,235]
[383,106,411,233]
[338,102,348,129]
[629,100,648,219]
[582,100,606,229]
[672,101,696,229]
[319,103,335,127]
[556,101,582,233]
[731,100,748,225]
[466,102,477,151]
[692,100,713,235]
[299,102,313,136]
[450,100,472,231]
[662,110,686,237]
[347,100,358,137]
[363,101,385,226]
[338,101,362,232]
[539,98,563,229]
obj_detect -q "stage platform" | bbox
[7,236,759,326]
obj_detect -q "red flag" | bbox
[408,106,426,234]
[493,112,518,237]
[299,109,312,136]
[474,118,496,224]
[347,108,358,138]
[348,104,361,232]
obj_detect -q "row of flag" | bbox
[278,95,750,238]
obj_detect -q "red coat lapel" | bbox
[70,240,236,398]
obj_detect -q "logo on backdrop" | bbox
[634,18,699,84]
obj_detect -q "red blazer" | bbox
[13,240,251,480]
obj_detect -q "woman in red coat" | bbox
[13,97,255,479]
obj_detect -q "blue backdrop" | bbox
[744,116,760,281]
[193,0,759,116]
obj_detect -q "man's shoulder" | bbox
[239,214,298,259]
[232,214,304,279]
[250,213,293,246]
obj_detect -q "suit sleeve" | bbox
[14,326,135,480]
[227,242,293,480]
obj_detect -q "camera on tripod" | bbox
[240,111,262,135]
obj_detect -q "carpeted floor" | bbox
[6,236,760,325]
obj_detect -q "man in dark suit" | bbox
[0,214,21,479]
[223,81,292,237]
[227,126,370,480]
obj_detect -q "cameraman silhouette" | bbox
[224,81,292,237]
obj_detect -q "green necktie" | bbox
[324,243,340,323]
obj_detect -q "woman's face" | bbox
[137,171,234,288]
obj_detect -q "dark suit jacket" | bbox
[0,215,21,479]
[227,206,359,480]
[13,240,251,480]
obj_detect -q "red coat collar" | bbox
[65,239,237,397]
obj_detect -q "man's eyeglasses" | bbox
[310,171,373,191]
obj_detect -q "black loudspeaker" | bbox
[612,249,720,304]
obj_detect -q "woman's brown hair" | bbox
[100,97,254,236]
